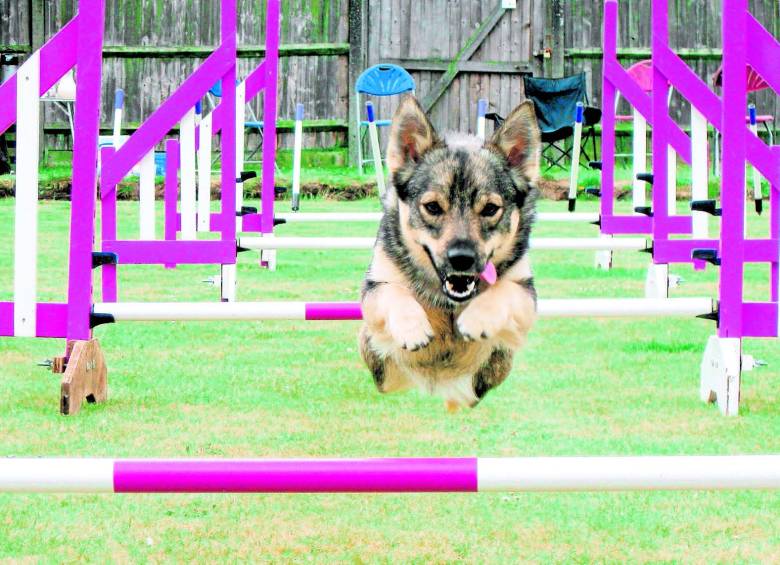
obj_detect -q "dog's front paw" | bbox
[456,299,508,341]
[387,304,435,351]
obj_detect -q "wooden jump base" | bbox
[91,298,715,322]
[1,456,779,493]
[274,212,601,224]
[238,237,649,252]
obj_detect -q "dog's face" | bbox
[386,96,541,304]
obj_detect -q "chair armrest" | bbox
[583,106,602,125]
[484,112,504,127]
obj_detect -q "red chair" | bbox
[614,60,673,210]
[711,64,775,177]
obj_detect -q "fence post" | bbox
[347,0,365,168]
[544,0,565,78]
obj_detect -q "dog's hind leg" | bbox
[472,347,514,404]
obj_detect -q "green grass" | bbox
[0,197,779,562]
[0,165,74,186]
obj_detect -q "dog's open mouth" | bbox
[443,274,478,301]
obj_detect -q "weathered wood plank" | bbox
[383,59,532,74]
[101,43,350,58]
[420,4,508,112]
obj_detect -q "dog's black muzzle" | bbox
[423,241,484,303]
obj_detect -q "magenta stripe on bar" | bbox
[600,215,652,235]
[114,458,478,493]
[0,303,68,338]
[305,302,362,320]
[103,240,235,265]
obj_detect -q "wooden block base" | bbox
[52,339,108,415]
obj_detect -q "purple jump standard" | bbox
[1,456,780,493]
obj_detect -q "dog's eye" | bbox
[480,203,501,217]
[423,202,444,216]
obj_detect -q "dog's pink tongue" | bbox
[480,261,497,285]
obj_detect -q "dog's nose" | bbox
[447,243,477,272]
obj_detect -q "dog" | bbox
[359,94,541,410]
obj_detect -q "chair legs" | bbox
[542,126,599,172]
[244,127,280,173]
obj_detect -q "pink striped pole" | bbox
[114,458,477,493]
[3,457,780,493]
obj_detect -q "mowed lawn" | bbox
[0,196,779,562]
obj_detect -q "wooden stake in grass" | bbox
[54,339,108,416]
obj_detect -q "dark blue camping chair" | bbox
[355,64,415,173]
[522,73,601,170]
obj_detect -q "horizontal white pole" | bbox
[538,212,600,223]
[538,297,714,318]
[277,212,384,223]
[94,301,307,321]
[93,298,713,322]
[240,237,376,250]
[275,212,600,224]
[477,455,780,491]
[238,237,648,252]
[0,458,114,492]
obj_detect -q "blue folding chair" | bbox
[355,64,415,174]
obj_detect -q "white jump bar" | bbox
[238,237,648,252]
[537,297,714,318]
[92,298,714,322]
[476,455,780,492]
[275,212,600,224]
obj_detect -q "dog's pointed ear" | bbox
[489,100,541,181]
[387,95,439,175]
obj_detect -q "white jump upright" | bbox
[690,106,709,238]
[139,150,156,240]
[631,104,648,211]
[179,106,198,240]
[13,51,41,337]
[476,98,487,140]
[112,89,125,150]
[365,101,386,197]
[568,102,584,212]
[291,103,304,211]
[235,80,247,231]
[197,108,213,232]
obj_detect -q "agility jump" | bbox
[0,0,776,419]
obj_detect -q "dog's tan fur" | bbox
[360,95,541,409]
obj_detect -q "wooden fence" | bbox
[1,0,777,162]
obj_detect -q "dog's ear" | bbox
[489,100,541,182]
[387,95,439,177]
